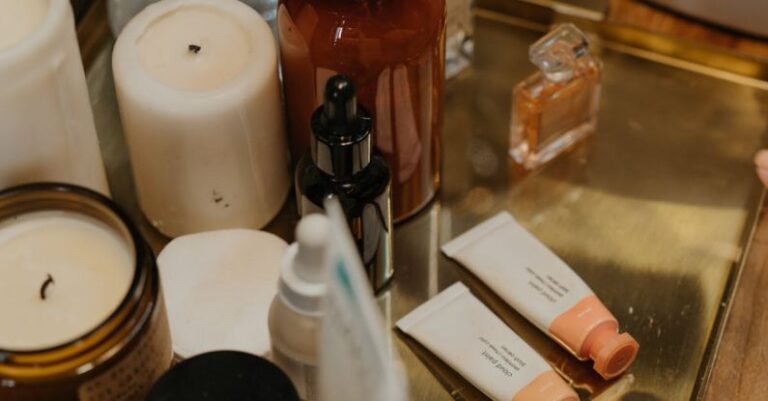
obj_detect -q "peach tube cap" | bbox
[550,295,639,379]
[586,327,639,380]
[513,371,578,401]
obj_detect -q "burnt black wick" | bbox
[40,274,54,301]
[188,44,202,54]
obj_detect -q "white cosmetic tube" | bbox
[397,283,578,401]
[442,213,638,379]
[318,199,409,401]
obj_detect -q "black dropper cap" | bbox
[310,75,373,180]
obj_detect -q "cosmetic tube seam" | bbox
[396,283,469,332]
[441,212,514,257]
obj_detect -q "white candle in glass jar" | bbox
[0,0,110,195]
[113,0,290,238]
[0,211,134,351]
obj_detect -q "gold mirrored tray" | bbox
[80,1,768,399]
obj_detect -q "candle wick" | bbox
[188,44,202,54]
[40,274,54,301]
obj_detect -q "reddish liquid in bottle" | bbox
[278,0,445,222]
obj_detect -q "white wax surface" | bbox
[137,5,252,91]
[0,0,49,51]
[0,211,135,351]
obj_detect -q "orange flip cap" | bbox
[550,296,639,380]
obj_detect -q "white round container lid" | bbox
[158,229,287,359]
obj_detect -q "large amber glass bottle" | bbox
[278,0,445,222]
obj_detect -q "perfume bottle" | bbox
[510,24,602,169]
[296,76,394,292]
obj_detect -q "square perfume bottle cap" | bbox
[529,23,591,82]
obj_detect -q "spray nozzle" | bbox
[294,214,330,283]
[277,214,330,315]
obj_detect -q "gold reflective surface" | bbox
[86,5,767,400]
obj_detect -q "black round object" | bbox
[146,351,300,401]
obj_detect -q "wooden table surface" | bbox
[702,197,768,401]
[608,0,768,59]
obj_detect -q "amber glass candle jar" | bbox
[278,0,446,222]
[0,183,172,401]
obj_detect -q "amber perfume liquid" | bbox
[510,24,602,169]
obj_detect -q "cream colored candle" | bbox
[0,0,48,50]
[0,210,134,351]
[0,0,109,195]
[113,0,290,238]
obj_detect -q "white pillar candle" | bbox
[0,210,134,351]
[0,0,48,51]
[0,0,110,195]
[113,0,290,238]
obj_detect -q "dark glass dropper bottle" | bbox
[296,75,394,292]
